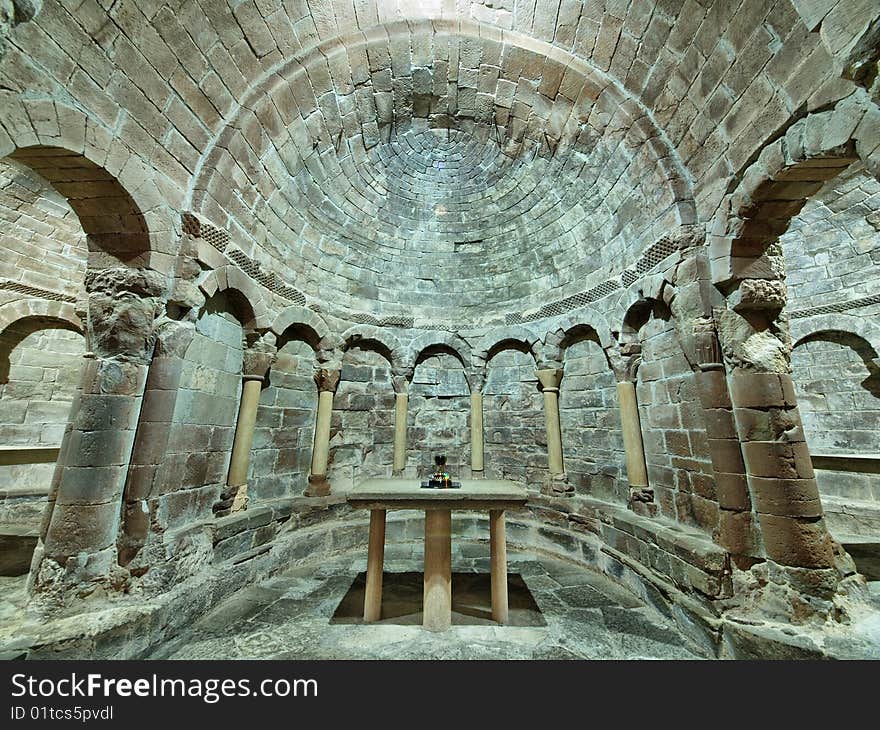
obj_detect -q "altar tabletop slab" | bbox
[347,478,528,511]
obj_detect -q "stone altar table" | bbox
[347,478,528,631]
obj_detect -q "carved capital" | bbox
[153,319,196,359]
[609,344,642,382]
[391,371,411,394]
[84,268,167,363]
[536,368,563,392]
[314,368,341,393]
[467,368,486,393]
[693,317,723,370]
[243,341,277,379]
[729,278,787,313]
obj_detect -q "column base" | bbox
[628,487,656,516]
[305,474,332,497]
[213,484,247,518]
[541,472,574,497]
[231,484,249,513]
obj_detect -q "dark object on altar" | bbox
[421,454,461,489]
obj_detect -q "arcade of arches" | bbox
[0,0,879,660]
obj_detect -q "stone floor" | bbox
[148,550,706,660]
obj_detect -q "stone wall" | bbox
[483,347,543,484]
[0,160,86,298]
[408,351,471,478]
[249,338,317,502]
[781,162,880,515]
[559,337,626,503]
[0,325,82,513]
[782,166,880,312]
[328,346,395,489]
[791,334,880,505]
[155,301,241,534]
[637,317,716,534]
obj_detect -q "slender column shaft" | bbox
[616,380,649,488]
[470,392,484,473]
[537,369,564,475]
[227,376,263,487]
[306,369,340,497]
[489,509,508,624]
[364,509,386,622]
[423,509,452,631]
[393,392,408,473]
[311,389,334,476]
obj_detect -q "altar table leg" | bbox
[364,509,386,622]
[490,509,508,624]
[423,509,452,631]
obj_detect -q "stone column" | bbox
[618,380,650,478]
[537,368,572,495]
[392,374,409,476]
[118,320,195,566]
[305,368,340,497]
[470,391,484,474]
[26,359,85,594]
[31,268,166,602]
[215,340,276,517]
[612,346,654,515]
[692,319,758,561]
[729,370,833,570]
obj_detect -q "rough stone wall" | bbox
[0,325,82,507]
[0,160,86,298]
[791,335,880,503]
[559,338,626,503]
[781,163,880,507]
[249,338,317,502]
[328,346,395,489]
[408,352,471,478]
[482,347,543,484]
[782,166,880,312]
[0,324,82,447]
[636,317,716,533]
[156,302,242,533]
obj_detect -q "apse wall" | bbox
[781,165,880,537]
[190,21,691,324]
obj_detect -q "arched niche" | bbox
[408,345,471,478]
[482,341,542,484]
[558,329,625,504]
[790,330,880,537]
[328,341,396,489]
[250,334,320,503]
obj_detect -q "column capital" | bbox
[609,343,642,382]
[467,367,486,393]
[314,368,341,393]
[84,267,168,364]
[693,316,725,371]
[536,368,563,392]
[243,346,276,379]
[391,369,412,394]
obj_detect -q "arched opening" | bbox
[483,341,541,485]
[0,317,84,576]
[408,345,471,479]
[248,328,320,504]
[791,332,880,544]
[558,327,625,504]
[8,147,151,269]
[328,341,396,489]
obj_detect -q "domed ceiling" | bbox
[191,22,691,324]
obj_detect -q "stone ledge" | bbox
[526,492,730,597]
